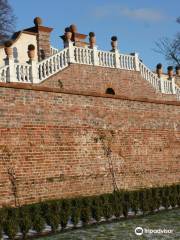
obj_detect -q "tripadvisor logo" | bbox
[135,227,143,236]
[135,226,174,236]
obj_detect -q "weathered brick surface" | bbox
[41,64,177,101]
[0,65,179,207]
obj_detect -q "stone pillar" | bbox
[134,53,140,71]
[92,45,99,66]
[167,66,176,94]
[111,36,120,68]
[28,44,39,83]
[156,63,164,93]
[67,41,75,64]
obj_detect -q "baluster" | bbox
[100,52,103,66]
[53,57,56,72]
[42,63,45,79]
[25,66,28,82]
[98,52,100,65]
[74,48,77,62]
[56,55,59,70]
[39,64,42,80]
[81,49,83,64]
[16,65,19,81]
[119,55,122,68]
[59,53,62,68]
[21,66,24,82]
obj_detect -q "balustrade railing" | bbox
[38,48,69,81]
[0,65,9,82]
[97,50,116,67]
[74,47,93,65]
[14,63,32,83]
[119,54,135,70]
[139,61,160,92]
[0,44,179,100]
[162,79,173,94]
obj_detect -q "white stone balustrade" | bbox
[139,61,160,92]
[38,47,69,81]
[0,44,180,100]
[0,65,9,82]
[74,46,93,65]
[14,63,32,83]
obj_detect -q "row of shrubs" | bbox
[0,184,179,239]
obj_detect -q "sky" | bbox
[9,0,180,70]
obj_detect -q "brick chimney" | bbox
[24,17,53,61]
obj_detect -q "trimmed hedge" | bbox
[0,184,179,239]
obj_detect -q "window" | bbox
[106,88,115,95]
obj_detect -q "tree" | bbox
[154,17,180,66]
[0,0,16,42]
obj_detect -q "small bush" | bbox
[30,204,45,233]
[130,190,139,215]
[59,199,71,229]
[100,194,113,220]
[80,197,92,225]
[3,207,19,240]
[162,186,170,209]
[71,198,81,226]
[110,191,123,217]
[42,200,60,232]
[0,208,8,239]
[91,196,102,222]
[122,191,130,218]
[18,205,32,239]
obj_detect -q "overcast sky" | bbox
[10,0,179,70]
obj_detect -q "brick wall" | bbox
[41,64,177,101]
[0,80,179,207]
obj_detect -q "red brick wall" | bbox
[0,81,179,207]
[41,64,177,101]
